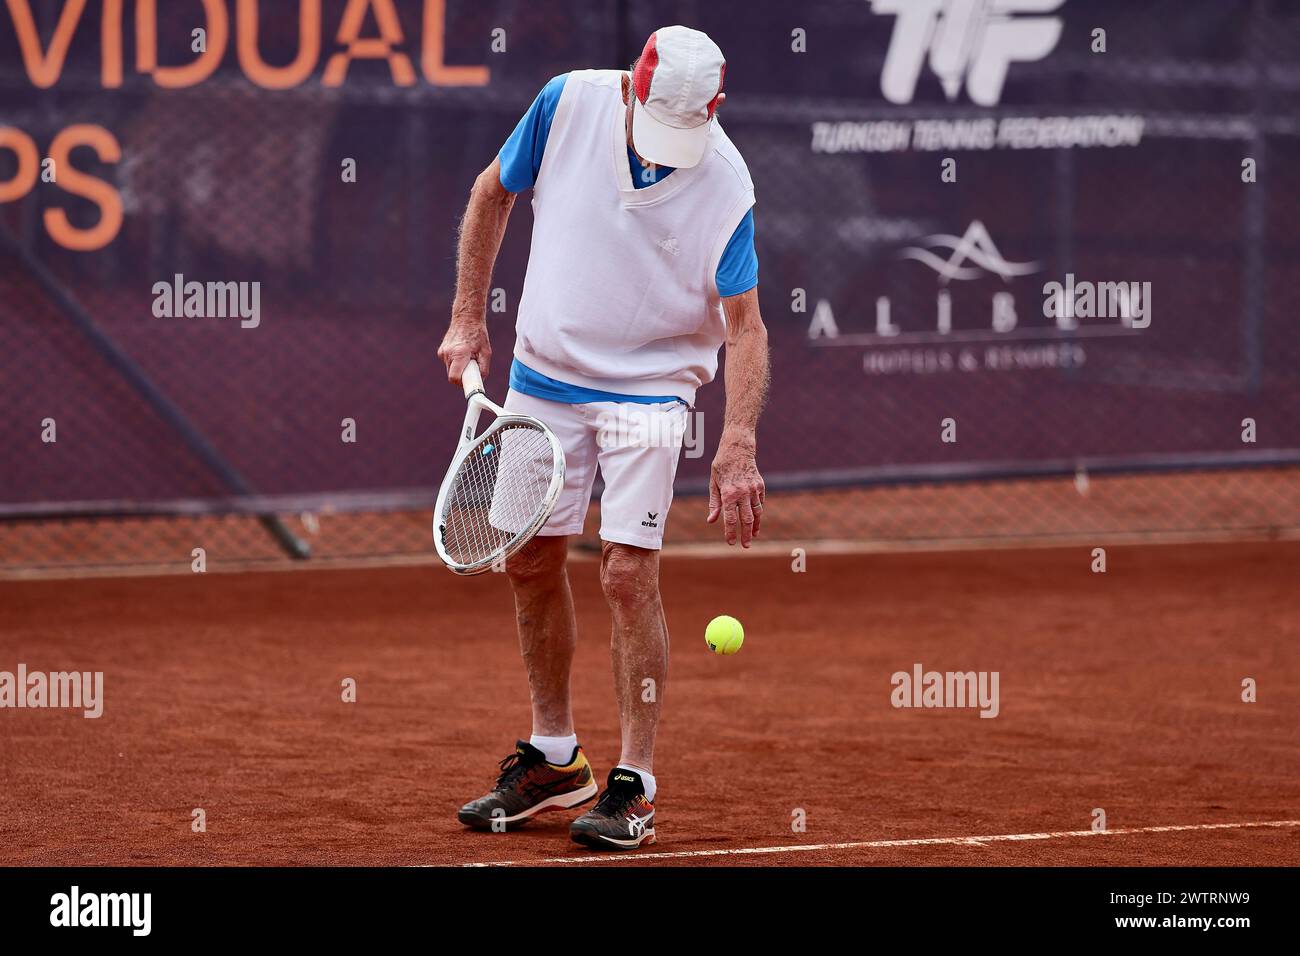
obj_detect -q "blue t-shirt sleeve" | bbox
[715,208,759,297]
[498,73,568,193]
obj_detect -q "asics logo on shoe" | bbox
[628,812,651,837]
[613,772,638,784]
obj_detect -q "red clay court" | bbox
[3,538,1297,867]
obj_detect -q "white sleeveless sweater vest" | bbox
[513,70,755,404]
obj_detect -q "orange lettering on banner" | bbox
[237,0,321,90]
[323,0,416,87]
[0,127,40,202]
[101,0,124,87]
[136,0,229,88]
[5,0,90,88]
[422,0,488,86]
[44,125,123,251]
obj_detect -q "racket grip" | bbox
[461,359,484,398]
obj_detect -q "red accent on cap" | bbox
[706,61,726,118]
[634,32,659,104]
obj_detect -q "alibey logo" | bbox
[874,220,1038,339]
[899,220,1040,284]
[872,0,1066,106]
[807,215,1143,363]
[806,220,1056,345]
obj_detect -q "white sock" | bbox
[530,733,578,765]
[617,764,656,802]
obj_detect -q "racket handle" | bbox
[461,359,485,398]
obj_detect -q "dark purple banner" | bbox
[1,0,1296,508]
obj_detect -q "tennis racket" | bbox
[433,360,565,575]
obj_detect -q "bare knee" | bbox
[600,543,659,615]
[506,536,568,590]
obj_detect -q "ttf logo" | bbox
[871,0,1065,105]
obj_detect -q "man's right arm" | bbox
[437,155,515,384]
[438,74,567,385]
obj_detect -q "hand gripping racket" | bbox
[433,361,565,575]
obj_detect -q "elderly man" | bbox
[438,25,768,850]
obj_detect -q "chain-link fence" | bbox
[2,0,1298,572]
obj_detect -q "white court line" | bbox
[462,819,1300,867]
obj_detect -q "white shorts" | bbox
[503,388,690,550]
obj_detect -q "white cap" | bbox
[630,26,726,169]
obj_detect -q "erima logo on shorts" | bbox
[641,511,659,528]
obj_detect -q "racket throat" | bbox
[459,400,487,447]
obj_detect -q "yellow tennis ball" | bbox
[705,615,744,655]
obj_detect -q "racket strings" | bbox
[440,423,555,567]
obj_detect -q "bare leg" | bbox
[600,542,668,773]
[506,535,577,737]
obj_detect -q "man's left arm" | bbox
[707,286,769,548]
